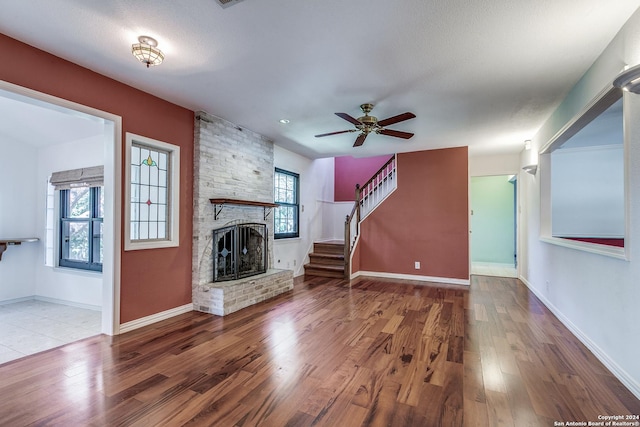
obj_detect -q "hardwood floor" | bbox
[0,275,637,426]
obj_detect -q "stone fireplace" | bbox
[192,112,293,316]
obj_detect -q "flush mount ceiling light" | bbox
[131,36,164,68]
[613,64,640,94]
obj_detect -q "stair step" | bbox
[304,263,345,279]
[313,241,345,255]
[308,252,344,266]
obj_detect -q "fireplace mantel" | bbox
[209,198,278,220]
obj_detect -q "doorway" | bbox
[470,174,517,278]
[0,81,121,362]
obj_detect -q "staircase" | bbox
[306,155,397,280]
[303,241,345,278]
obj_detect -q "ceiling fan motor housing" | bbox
[358,115,378,125]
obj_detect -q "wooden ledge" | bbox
[209,198,278,220]
[209,198,278,208]
[0,238,39,261]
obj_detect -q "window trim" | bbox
[539,84,629,261]
[274,168,300,239]
[59,186,103,272]
[124,133,180,251]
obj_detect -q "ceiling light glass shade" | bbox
[132,36,164,68]
[613,64,640,94]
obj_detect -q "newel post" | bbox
[355,183,361,223]
[344,214,350,279]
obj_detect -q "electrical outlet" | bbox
[293,259,296,266]
[415,261,421,269]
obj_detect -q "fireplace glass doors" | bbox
[213,223,267,282]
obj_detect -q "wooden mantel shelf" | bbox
[0,238,39,261]
[209,198,278,220]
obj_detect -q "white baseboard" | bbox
[35,295,101,311]
[0,296,35,306]
[472,262,515,269]
[519,275,640,400]
[0,295,101,311]
[119,303,193,334]
[352,270,470,286]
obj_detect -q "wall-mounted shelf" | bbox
[0,238,39,261]
[209,198,278,220]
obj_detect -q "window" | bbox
[274,168,299,239]
[59,186,103,271]
[125,133,180,250]
[50,165,104,272]
[539,85,627,259]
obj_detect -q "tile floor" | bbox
[471,262,518,278]
[0,300,101,365]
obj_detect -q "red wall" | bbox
[355,147,469,280]
[0,34,194,323]
[334,154,393,202]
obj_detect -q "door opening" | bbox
[470,174,518,278]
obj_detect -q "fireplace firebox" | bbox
[213,223,267,282]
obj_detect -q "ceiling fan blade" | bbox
[335,112,361,125]
[315,130,354,138]
[378,129,414,139]
[353,133,367,147]
[377,112,416,127]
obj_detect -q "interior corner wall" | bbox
[0,139,38,301]
[273,146,334,276]
[355,147,469,280]
[520,7,640,398]
[0,33,195,324]
[334,154,393,202]
[35,136,104,307]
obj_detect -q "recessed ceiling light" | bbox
[279,119,290,124]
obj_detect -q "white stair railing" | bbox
[344,154,397,278]
[358,155,397,219]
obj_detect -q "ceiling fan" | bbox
[315,103,416,147]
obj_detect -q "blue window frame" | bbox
[274,168,299,239]
[59,186,103,272]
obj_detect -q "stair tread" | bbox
[309,252,344,259]
[304,263,344,271]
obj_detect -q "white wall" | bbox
[520,7,640,398]
[551,145,624,237]
[34,135,104,308]
[469,152,520,177]
[273,145,334,276]
[0,139,39,301]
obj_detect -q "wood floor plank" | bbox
[0,275,637,426]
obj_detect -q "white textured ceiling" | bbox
[1,0,639,158]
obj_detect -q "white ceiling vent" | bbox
[216,0,244,8]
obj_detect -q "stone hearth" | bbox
[194,269,292,316]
